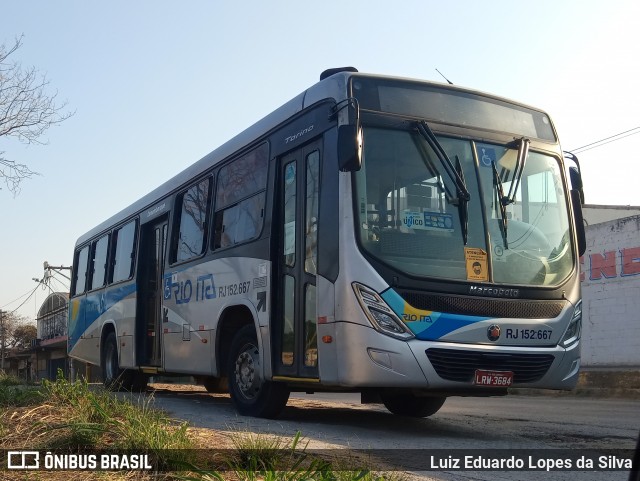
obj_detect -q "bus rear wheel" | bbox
[101,332,147,392]
[228,325,289,418]
[381,391,446,418]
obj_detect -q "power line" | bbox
[570,126,640,151]
[4,284,40,315]
[50,276,70,293]
[569,126,640,153]
[0,286,41,309]
[572,130,640,154]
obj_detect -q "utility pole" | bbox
[43,261,71,281]
[0,310,5,373]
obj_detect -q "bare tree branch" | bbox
[0,311,35,351]
[0,156,38,195]
[0,35,74,196]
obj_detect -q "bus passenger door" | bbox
[274,140,321,380]
[137,217,168,367]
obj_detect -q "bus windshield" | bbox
[354,127,574,287]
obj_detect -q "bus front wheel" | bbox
[203,376,228,393]
[228,325,289,418]
[381,391,446,418]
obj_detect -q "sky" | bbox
[1,0,639,321]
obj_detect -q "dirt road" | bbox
[146,384,639,481]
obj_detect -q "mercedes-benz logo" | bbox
[487,324,501,341]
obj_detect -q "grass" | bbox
[180,429,408,481]
[1,372,193,480]
[39,374,191,452]
[0,372,42,407]
[0,372,24,387]
[0,374,406,481]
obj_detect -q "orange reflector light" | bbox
[322,335,333,344]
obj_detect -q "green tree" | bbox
[0,35,73,195]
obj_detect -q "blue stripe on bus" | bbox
[67,283,137,351]
[415,312,487,340]
[381,288,489,340]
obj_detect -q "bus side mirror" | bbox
[570,189,586,256]
[564,154,586,256]
[569,166,585,205]
[338,124,363,172]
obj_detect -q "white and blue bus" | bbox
[68,68,586,418]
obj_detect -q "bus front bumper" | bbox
[332,321,580,392]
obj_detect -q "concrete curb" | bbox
[510,369,640,399]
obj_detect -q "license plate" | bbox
[474,370,513,387]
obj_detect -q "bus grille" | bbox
[426,348,555,383]
[399,291,566,319]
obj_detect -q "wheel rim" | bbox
[234,342,262,400]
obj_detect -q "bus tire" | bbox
[228,325,289,418]
[203,376,228,393]
[381,392,446,418]
[101,332,147,392]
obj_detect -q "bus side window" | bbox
[173,178,211,263]
[71,245,89,296]
[213,143,269,249]
[89,235,109,291]
[110,220,138,283]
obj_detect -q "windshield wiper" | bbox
[491,137,531,249]
[492,160,509,249]
[416,121,471,244]
[505,137,530,205]
[416,121,470,203]
[455,155,469,244]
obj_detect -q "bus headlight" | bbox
[560,300,582,348]
[353,283,414,340]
